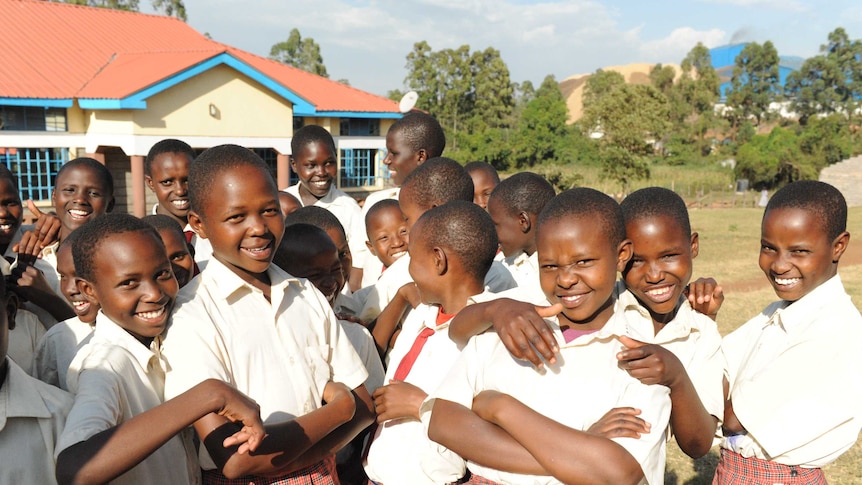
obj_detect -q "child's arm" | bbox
[56,379,265,485]
[617,335,718,458]
[9,265,75,324]
[12,201,61,257]
[686,277,724,321]
[371,282,418,356]
[471,391,644,485]
[447,298,561,367]
[372,380,427,422]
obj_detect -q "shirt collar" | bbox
[201,256,301,300]
[549,303,628,348]
[768,274,845,333]
[616,286,700,343]
[0,358,58,420]
[93,311,164,370]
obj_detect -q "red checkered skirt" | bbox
[202,455,340,485]
[713,449,828,485]
[462,474,504,485]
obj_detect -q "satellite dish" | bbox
[399,91,418,113]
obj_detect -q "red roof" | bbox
[0,0,399,114]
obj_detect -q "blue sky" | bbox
[144,0,862,96]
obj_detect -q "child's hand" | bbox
[491,300,562,368]
[372,380,427,423]
[213,382,266,454]
[396,282,421,309]
[685,277,724,320]
[9,265,54,301]
[13,201,61,256]
[587,407,651,439]
[336,313,368,327]
[617,336,685,389]
[471,390,510,423]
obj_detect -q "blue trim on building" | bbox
[0,98,73,108]
[313,111,402,119]
[77,99,147,109]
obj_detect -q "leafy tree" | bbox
[151,0,186,20]
[797,114,852,168]
[582,69,625,110]
[59,0,187,20]
[649,64,677,95]
[676,43,721,154]
[735,128,816,188]
[725,41,781,126]
[270,28,329,78]
[511,75,571,168]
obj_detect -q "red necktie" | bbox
[392,307,455,381]
[184,230,194,244]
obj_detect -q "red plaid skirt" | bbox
[203,455,340,485]
[713,449,828,485]
[462,474,504,485]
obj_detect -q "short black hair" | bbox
[765,180,847,241]
[145,139,195,176]
[57,223,85,251]
[273,223,337,275]
[72,213,164,282]
[620,187,691,236]
[388,112,446,158]
[489,172,555,217]
[400,157,473,209]
[291,125,336,158]
[365,199,402,229]
[189,144,275,215]
[464,161,500,184]
[56,157,114,197]
[538,187,625,246]
[142,214,186,242]
[413,200,498,281]
[284,206,347,242]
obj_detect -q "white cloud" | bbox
[697,0,808,12]
[640,27,728,62]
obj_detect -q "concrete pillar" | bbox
[277,153,290,190]
[86,152,105,164]
[131,155,145,217]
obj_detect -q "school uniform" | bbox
[359,255,517,322]
[365,296,501,485]
[150,204,213,270]
[422,310,672,485]
[56,312,199,485]
[502,251,546,304]
[8,308,47,376]
[34,316,95,390]
[615,284,724,422]
[716,274,862,483]
[360,188,400,288]
[163,258,368,483]
[338,318,384,394]
[284,185,370,270]
[0,357,73,485]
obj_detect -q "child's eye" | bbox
[541,264,558,271]
[88,190,101,197]
[226,213,244,222]
[760,245,775,253]
[119,279,138,288]
[160,180,173,187]
[377,235,389,242]
[170,252,189,262]
[157,269,173,280]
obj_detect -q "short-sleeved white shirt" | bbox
[359,255,517,322]
[338,319,384,394]
[0,357,72,485]
[721,274,862,467]
[360,188,401,287]
[163,258,369,470]
[57,313,199,485]
[422,311,671,485]
[502,251,546,304]
[365,301,495,485]
[8,309,47,376]
[615,285,724,421]
[34,316,95,390]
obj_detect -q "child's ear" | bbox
[831,231,850,263]
[145,175,155,192]
[616,239,633,272]
[416,148,428,163]
[365,240,377,256]
[188,211,208,240]
[690,232,700,259]
[518,211,532,234]
[5,293,18,331]
[77,279,98,305]
[288,155,296,170]
[432,246,447,275]
[106,196,115,213]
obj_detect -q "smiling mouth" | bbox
[558,293,587,307]
[171,199,189,210]
[773,276,801,287]
[0,223,13,232]
[68,209,90,220]
[241,240,273,260]
[644,285,675,303]
[71,300,91,314]
[136,306,166,322]
[390,250,407,260]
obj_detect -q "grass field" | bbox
[662,206,862,484]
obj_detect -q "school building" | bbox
[0,0,402,216]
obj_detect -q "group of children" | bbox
[0,109,860,485]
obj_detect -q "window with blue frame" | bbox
[339,118,382,188]
[0,106,67,131]
[0,147,69,200]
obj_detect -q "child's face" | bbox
[57,243,99,324]
[291,142,337,198]
[324,227,351,287]
[759,207,847,302]
[291,248,344,306]
[398,189,427,232]
[191,166,284,284]
[383,129,422,186]
[487,197,528,258]
[157,228,195,288]
[537,217,631,330]
[79,231,178,344]
[623,215,697,318]
[145,152,192,222]
[0,178,23,247]
[52,166,113,237]
[407,221,440,305]
[278,192,301,219]
[365,206,408,268]
[469,171,497,210]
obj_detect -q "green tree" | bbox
[269,28,329,78]
[151,0,186,20]
[725,41,781,127]
[675,43,721,155]
[582,69,625,110]
[735,127,816,188]
[511,75,571,168]
[59,0,187,20]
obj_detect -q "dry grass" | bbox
[663,206,862,484]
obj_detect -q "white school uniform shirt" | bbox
[421,310,672,485]
[150,203,213,270]
[0,357,73,485]
[284,184,370,269]
[365,297,503,485]
[163,258,369,470]
[721,274,862,468]
[359,254,517,322]
[338,319,385,394]
[360,188,401,288]
[615,284,724,421]
[34,316,95,391]
[57,312,199,485]
[8,308,47,376]
[503,251,546,303]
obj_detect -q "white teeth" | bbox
[0,224,10,231]
[646,286,672,297]
[390,251,406,260]
[72,301,89,311]
[774,277,800,286]
[69,209,88,218]
[560,294,584,304]
[171,200,189,208]
[137,307,166,320]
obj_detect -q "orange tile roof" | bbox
[0,0,399,114]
